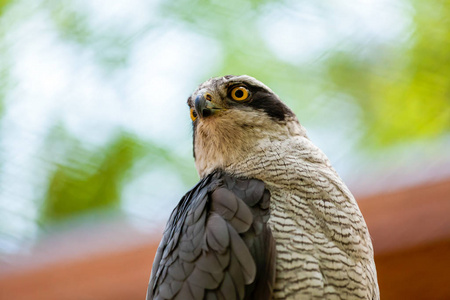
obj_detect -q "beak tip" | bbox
[194,94,210,119]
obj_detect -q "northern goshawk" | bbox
[147,75,379,300]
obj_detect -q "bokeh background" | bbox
[0,0,449,299]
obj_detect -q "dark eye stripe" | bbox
[241,85,294,122]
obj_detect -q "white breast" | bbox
[223,136,379,300]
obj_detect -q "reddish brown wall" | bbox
[376,239,450,300]
[0,244,158,300]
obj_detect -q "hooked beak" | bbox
[194,94,221,118]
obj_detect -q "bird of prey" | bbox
[147,75,379,300]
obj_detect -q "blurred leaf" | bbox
[0,0,12,17]
[44,0,92,45]
[326,0,450,148]
[39,125,198,223]
[41,130,147,222]
[43,0,133,71]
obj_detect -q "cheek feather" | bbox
[193,109,291,177]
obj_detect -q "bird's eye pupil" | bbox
[193,110,197,117]
[231,86,249,101]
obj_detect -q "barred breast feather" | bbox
[224,135,379,300]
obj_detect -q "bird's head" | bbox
[187,75,307,178]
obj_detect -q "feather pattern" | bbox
[147,171,276,300]
[224,136,380,299]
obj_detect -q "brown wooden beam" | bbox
[0,244,158,300]
[376,238,450,300]
[357,178,450,254]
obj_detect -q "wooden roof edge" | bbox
[357,176,450,255]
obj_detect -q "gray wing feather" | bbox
[147,171,275,300]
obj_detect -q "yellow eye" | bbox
[231,86,249,101]
[190,108,198,122]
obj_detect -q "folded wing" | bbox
[147,171,276,300]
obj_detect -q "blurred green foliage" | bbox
[41,130,145,222]
[40,126,197,222]
[0,0,12,117]
[40,126,198,224]
[0,0,449,238]
[0,0,12,16]
[327,0,450,146]
[43,0,134,71]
